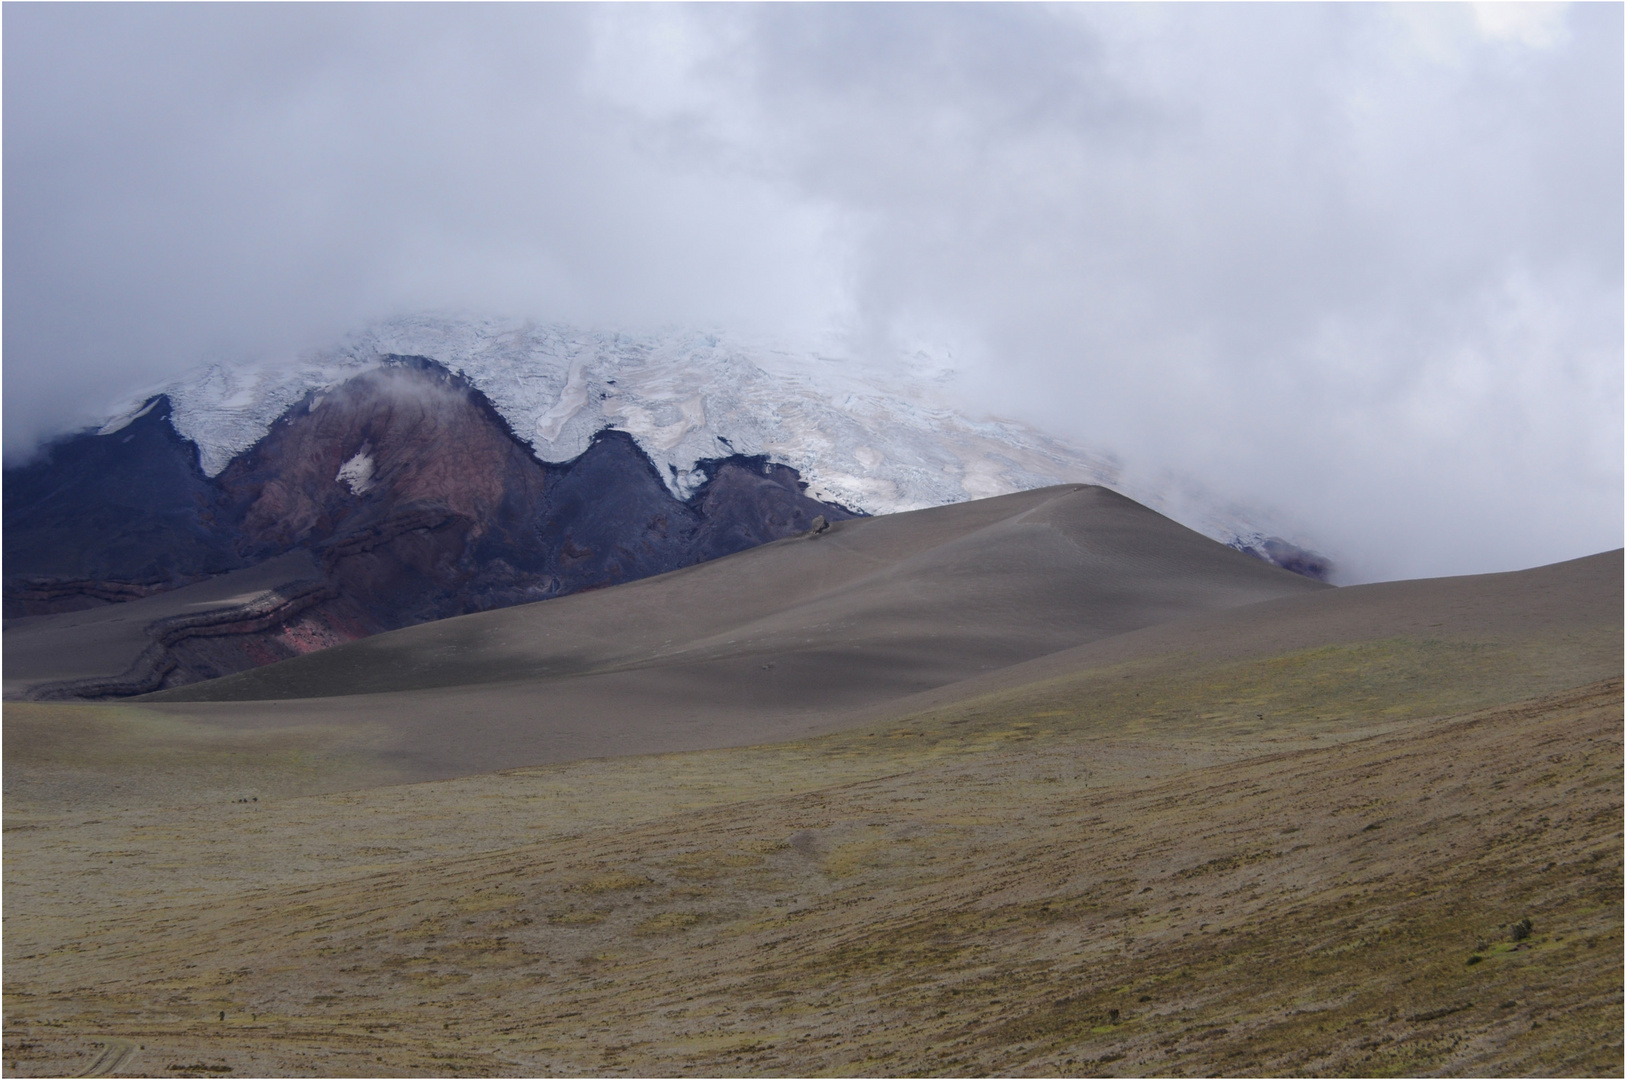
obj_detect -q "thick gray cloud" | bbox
[5,3,1621,582]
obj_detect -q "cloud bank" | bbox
[4,3,1620,582]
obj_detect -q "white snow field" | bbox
[96,315,1322,567]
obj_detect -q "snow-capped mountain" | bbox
[9,316,1331,697]
[101,315,1325,568]
[9,355,862,695]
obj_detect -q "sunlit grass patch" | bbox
[450,889,521,913]
[576,871,649,893]
[848,636,1599,758]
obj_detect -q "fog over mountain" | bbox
[5,3,1621,584]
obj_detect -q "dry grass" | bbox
[4,627,1621,1077]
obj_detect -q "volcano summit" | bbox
[4,321,1327,697]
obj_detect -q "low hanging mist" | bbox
[4,3,1620,584]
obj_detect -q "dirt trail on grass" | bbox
[76,1038,136,1077]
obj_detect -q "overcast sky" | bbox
[5,3,1621,582]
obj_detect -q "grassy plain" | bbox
[4,622,1621,1076]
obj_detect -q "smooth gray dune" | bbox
[834,547,1625,731]
[124,545,1621,791]
[147,485,1325,705]
[123,485,1331,780]
[16,496,1617,802]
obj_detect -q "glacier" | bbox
[94,315,1325,572]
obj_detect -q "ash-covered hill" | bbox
[4,357,856,694]
[142,482,1334,725]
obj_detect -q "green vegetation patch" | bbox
[2,700,405,810]
[845,635,1612,757]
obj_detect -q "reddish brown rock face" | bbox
[219,362,548,556]
[6,355,860,696]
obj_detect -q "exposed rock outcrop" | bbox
[1229,537,1332,582]
[26,579,336,700]
[3,397,246,614]
[5,356,859,695]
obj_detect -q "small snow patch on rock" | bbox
[336,449,376,495]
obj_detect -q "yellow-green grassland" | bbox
[5,613,1621,1077]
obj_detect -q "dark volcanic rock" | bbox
[525,429,704,593]
[3,398,245,614]
[689,455,836,556]
[5,357,859,693]
[1230,537,1333,583]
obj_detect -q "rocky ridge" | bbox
[4,356,857,695]
[7,328,1332,697]
[96,316,1330,572]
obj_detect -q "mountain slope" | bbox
[3,357,858,694]
[132,486,1333,783]
[98,315,1331,574]
[4,549,1617,1078]
[5,321,1332,696]
[2,397,246,610]
[131,545,1615,788]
